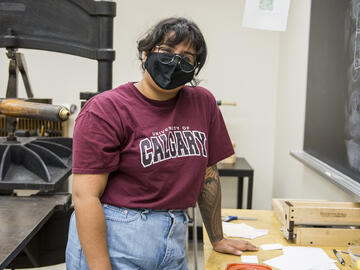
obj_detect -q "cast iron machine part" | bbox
[0,98,73,268]
[0,45,72,192]
[0,47,72,192]
[0,99,73,268]
[1,38,73,270]
[0,1,116,267]
[0,98,72,192]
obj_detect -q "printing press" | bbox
[0,0,116,268]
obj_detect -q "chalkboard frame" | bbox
[291,151,360,197]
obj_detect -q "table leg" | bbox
[192,207,198,270]
[247,172,254,209]
[237,177,243,209]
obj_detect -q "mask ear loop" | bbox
[190,64,201,87]
[190,69,197,87]
[140,51,145,71]
[141,51,148,71]
[194,63,201,75]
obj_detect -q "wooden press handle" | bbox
[217,100,237,106]
[0,99,70,121]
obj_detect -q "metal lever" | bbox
[5,29,34,99]
[6,48,34,98]
[6,47,18,98]
[16,52,34,98]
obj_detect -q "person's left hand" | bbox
[212,238,258,256]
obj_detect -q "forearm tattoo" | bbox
[198,165,223,244]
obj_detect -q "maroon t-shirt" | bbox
[72,82,234,209]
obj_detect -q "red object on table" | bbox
[226,263,272,270]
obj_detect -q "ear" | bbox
[142,51,148,64]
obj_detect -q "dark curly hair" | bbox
[137,17,207,86]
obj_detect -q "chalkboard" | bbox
[296,0,360,196]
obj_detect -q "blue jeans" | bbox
[66,204,189,270]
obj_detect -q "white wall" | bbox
[273,0,359,202]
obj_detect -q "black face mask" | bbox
[144,52,195,90]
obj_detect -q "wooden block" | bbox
[295,227,360,246]
[220,142,236,164]
[272,198,330,224]
[272,198,285,224]
[220,154,236,164]
[284,200,360,226]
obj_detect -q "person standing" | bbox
[66,17,257,270]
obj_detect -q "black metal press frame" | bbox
[0,0,116,93]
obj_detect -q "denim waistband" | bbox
[102,204,185,213]
[135,208,185,212]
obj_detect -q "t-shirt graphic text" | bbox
[139,129,207,167]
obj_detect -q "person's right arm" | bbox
[72,173,111,270]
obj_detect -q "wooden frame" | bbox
[272,198,360,246]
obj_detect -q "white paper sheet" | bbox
[242,0,291,31]
[282,246,337,263]
[261,243,283,250]
[241,255,259,264]
[263,246,339,270]
[222,222,268,239]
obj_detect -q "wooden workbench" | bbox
[203,209,352,270]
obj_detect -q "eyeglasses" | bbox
[155,46,198,73]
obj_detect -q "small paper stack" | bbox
[261,243,283,250]
[222,222,268,239]
[242,255,259,264]
[264,246,339,270]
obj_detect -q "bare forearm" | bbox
[74,197,111,270]
[197,165,223,244]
